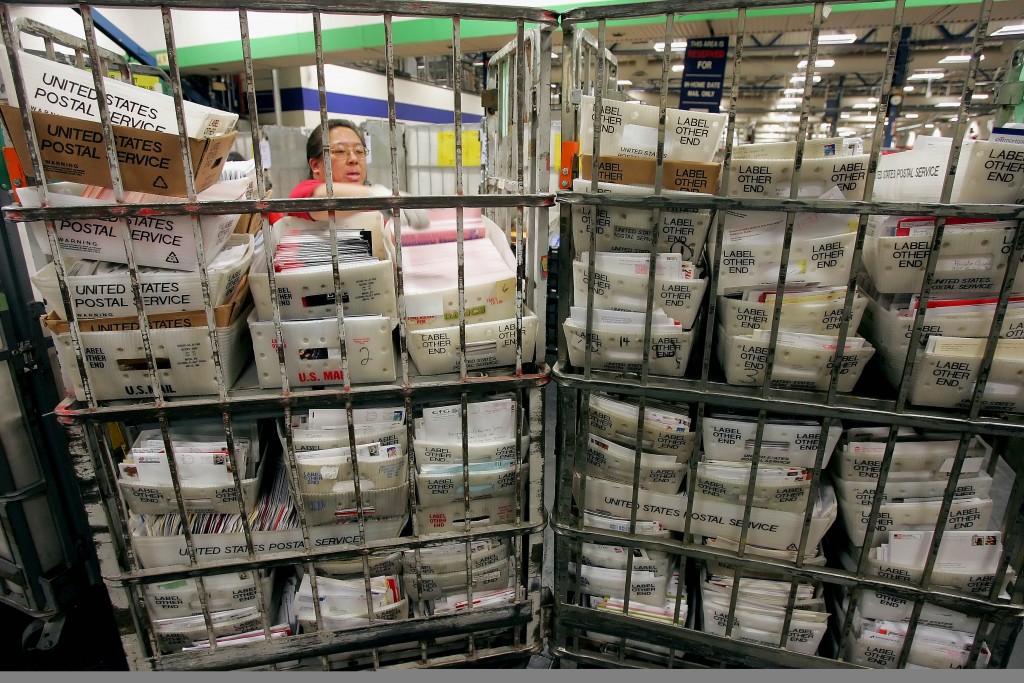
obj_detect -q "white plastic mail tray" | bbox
[907,336,1024,413]
[48,304,251,402]
[299,599,410,635]
[860,296,1024,383]
[583,434,686,495]
[578,95,726,164]
[249,254,397,323]
[587,397,695,463]
[119,455,264,516]
[288,422,408,455]
[131,516,409,569]
[700,590,828,655]
[403,559,511,601]
[567,562,670,607]
[412,436,528,466]
[863,225,1024,295]
[701,416,842,468]
[316,550,403,577]
[845,622,991,670]
[571,179,712,261]
[576,474,838,552]
[19,176,252,271]
[414,463,519,506]
[293,447,407,495]
[406,308,539,376]
[415,495,518,535]
[833,435,990,480]
[715,214,857,294]
[248,313,397,388]
[564,318,695,377]
[384,213,518,331]
[401,541,510,576]
[717,327,875,393]
[573,258,707,329]
[717,290,866,338]
[301,482,409,525]
[33,234,254,321]
[836,494,993,547]
[153,608,268,653]
[144,571,274,620]
[831,473,994,506]
[693,461,810,513]
[856,592,980,634]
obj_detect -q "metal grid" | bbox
[0,0,555,670]
[552,0,1024,669]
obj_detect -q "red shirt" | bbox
[285,179,325,221]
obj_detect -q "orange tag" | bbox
[558,140,579,190]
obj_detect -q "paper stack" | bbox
[829,427,994,550]
[386,208,538,376]
[248,216,398,389]
[280,407,410,526]
[401,539,513,604]
[584,569,688,656]
[412,398,526,533]
[699,562,829,655]
[295,571,409,633]
[841,530,1006,669]
[117,420,262,515]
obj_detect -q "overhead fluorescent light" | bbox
[903,113,919,119]
[838,130,856,137]
[671,64,684,73]
[908,71,944,80]
[551,52,559,59]
[852,103,875,109]
[972,92,990,100]
[790,74,822,83]
[840,113,851,119]
[819,33,858,44]
[617,79,633,86]
[903,85,915,92]
[473,61,484,66]
[654,41,687,52]
[783,88,804,95]
[935,101,961,108]
[775,103,798,110]
[925,123,935,129]
[992,24,1024,37]
[777,97,802,105]
[867,97,879,103]
[797,58,836,69]
[939,54,984,64]
[550,83,558,89]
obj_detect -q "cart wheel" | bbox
[21,613,65,652]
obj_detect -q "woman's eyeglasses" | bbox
[329,145,368,158]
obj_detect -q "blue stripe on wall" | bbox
[256,87,483,124]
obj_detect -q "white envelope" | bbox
[587,393,695,462]
[583,434,687,494]
[701,416,842,467]
[567,562,669,607]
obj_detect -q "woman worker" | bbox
[288,118,429,229]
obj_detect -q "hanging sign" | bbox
[679,37,730,113]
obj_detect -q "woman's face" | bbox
[309,125,367,184]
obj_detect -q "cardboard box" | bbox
[32,233,254,321]
[579,154,721,194]
[0,104,236,198]
[42,278,252,402]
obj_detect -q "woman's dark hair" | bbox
[305,119,366,179]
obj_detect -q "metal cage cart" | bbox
[552,0,1024,670]
[0,0,554,670]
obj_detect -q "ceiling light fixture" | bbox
[790,74,822,84]
[797,58,836,69]
[775,103,798,110]
[992,24,1024,37]
[908,71,945,80]
[903,113,919,119]
[852,103,875,109]
[972,93,990,100]
[783,88,804,95]
[671,64,684,73]
[617,79,633,86]
[818,33,858,44]
[939,54,984,64]
[935,101,960,108]
[903,85,915,92]
[840,112,851,119]
[925,123,935,129]
[654,40,687,52]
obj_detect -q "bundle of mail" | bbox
[247,214,398,389]
[386,207,538,376]
[411,397,527,533]
[840,530,1010,668]
[117,420,263,515]
[279,406,410,526]
[829,427,995,551]
[568,96,722,378]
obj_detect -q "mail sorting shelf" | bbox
[0,0,555,670]
[551,0,1024,669]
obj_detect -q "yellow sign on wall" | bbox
[437,130,482,167]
